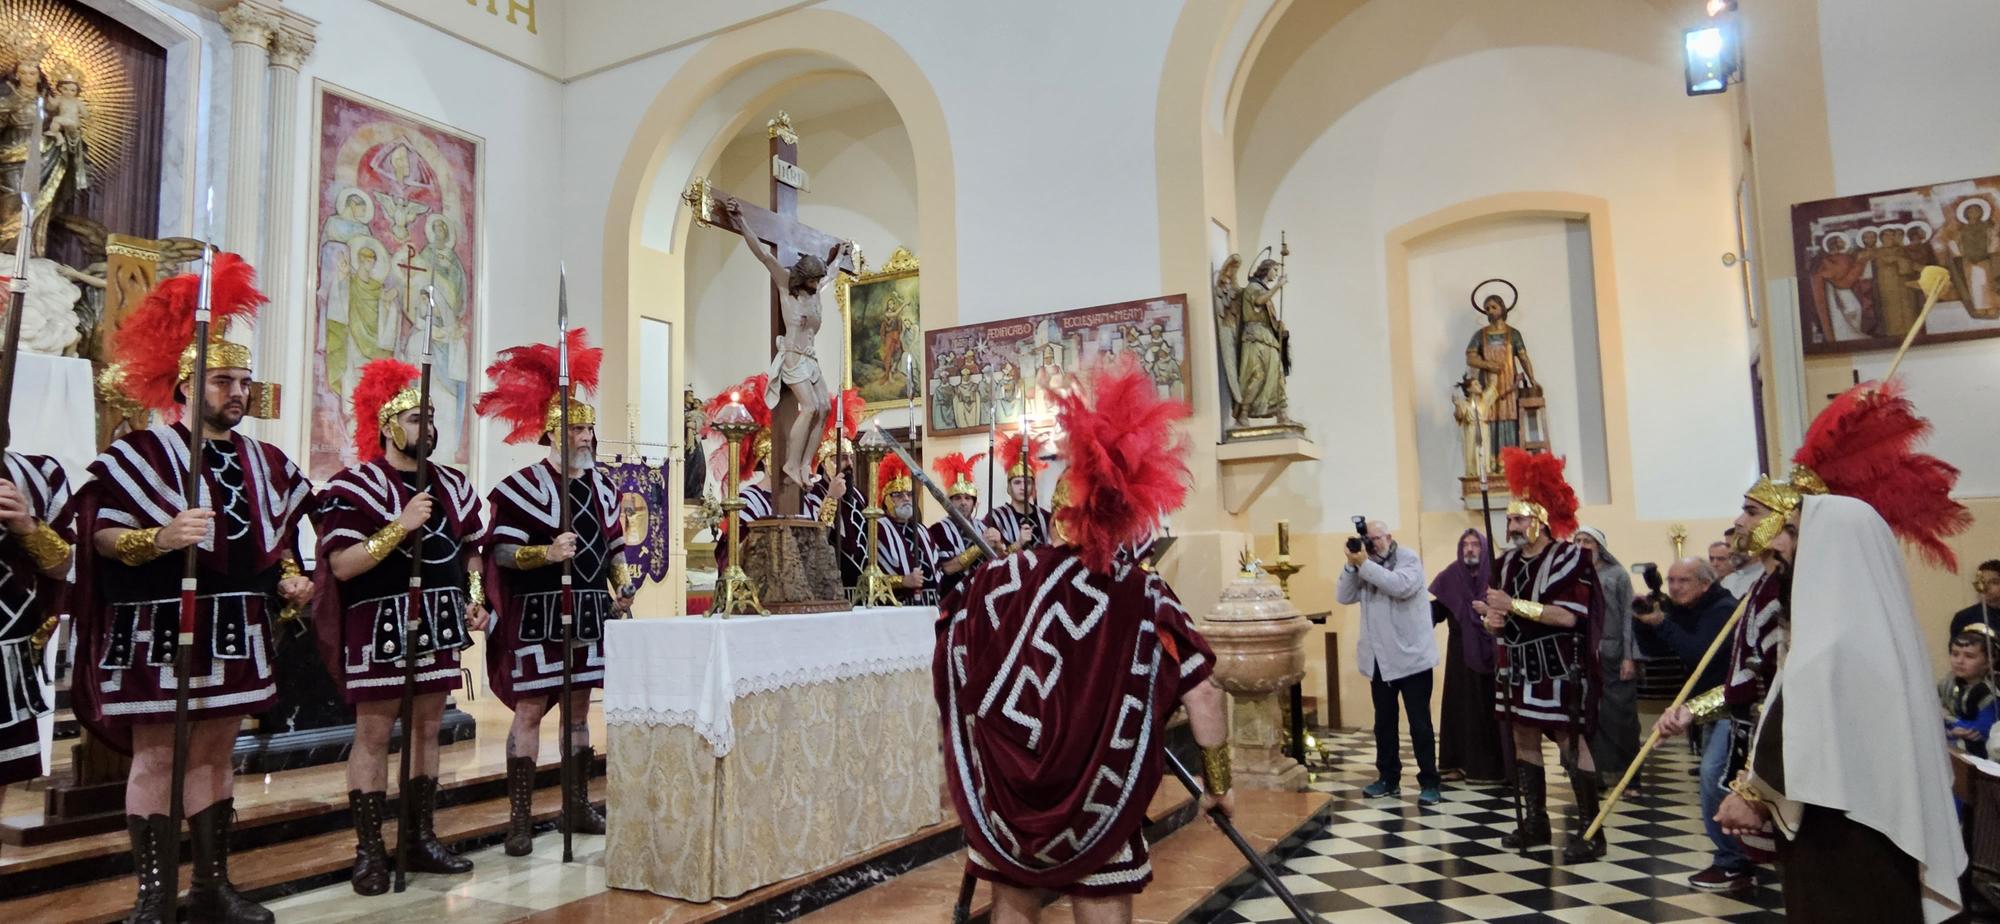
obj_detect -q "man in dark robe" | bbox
[0,451,74,813]
[1430,528,1506,784]
[473,330,634,857]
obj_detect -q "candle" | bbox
[1277,520,1291,557]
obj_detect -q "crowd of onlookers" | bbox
[1340,521,2000,896]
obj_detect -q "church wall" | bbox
[273,0,570,487]
[1229,1,1756,725]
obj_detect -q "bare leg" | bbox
[1072,894,1134,924]
[186,718,241,816]
[1512,724,1544,766]
[414,691,448,777]
[565,689,593,750]
[349,700,398,793]
[127,725,174,816]
[128,718,244,817]
[782,379,821,489]
[990,882,1043,924]
[509,696,549,762]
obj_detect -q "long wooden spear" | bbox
[392,287,438,892]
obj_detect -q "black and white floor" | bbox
[1201,728,1787,923]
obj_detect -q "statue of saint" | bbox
[1463,280,1536,470]
[1213,254,1243,417]
[721,196,851,492]
[1452,371,1494,479]
[1,55,47,252]
[1228,257,1291,426]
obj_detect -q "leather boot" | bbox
[123,814,174,924]
[406,776,473,874]
[1501,763,1552,849]
[347,791,390,895]
[565,746,607,836]
[188,799,273,924]
[1563,773,1608,861]
[503,755,537,857]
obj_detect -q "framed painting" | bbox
[836,246,921,411]
[922,294,1189,437]
[1791,174,2000,355]
[305,80,483,480]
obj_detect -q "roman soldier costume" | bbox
[0,451,72,788]
[474,329,631,853]
[928,451,985,601]
[859,454,936,604]
[71,253,311,924]
[1491,447,1604,860]
[312,358,483,889]
[983,432,1050,551]
[938,359,1215,897]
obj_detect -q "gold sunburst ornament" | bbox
[1,0,139,187]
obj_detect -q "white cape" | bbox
[1760,494,1964,922]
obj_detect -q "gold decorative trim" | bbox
[766,110,797,144]
[834,246,922,412]
[682,176,718,228]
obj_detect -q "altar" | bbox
[601,606,944,902]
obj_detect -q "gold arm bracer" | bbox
[513,544,552,569]
[1201,744,1233,795]
[1508,599,1547,623]
[280,555,305,581]
[467,570,486,610]
[953,545,984,570]
[1685,685,1728,724]
[611,561,636,596]
[363,523,410,563]
[114,527,166,567]
[19,521,69,572]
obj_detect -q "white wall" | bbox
[1817,0,2000,496]
[1237,1,1756,534]
[682,96,918,406]
[1408,217,1609,512]
[275,0,570,487]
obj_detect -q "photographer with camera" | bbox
[1634,557,1748,893]
[1336,518,1441,805]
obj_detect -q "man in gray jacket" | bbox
[1338,520,1441,805]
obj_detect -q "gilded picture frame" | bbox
[836,246,922,411]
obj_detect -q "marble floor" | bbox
[254,726,1788,923]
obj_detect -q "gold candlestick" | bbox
[1669,523,1688,559]
[853,426,902,607]
[709,395,766,617]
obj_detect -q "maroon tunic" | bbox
[311,460,483,704]
[481,461,624,710]
[0,452,72,785]
[71,424,312,743]
[936,546,1214,896]
[1491,539,1602,734]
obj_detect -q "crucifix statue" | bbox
[684,111,858,516]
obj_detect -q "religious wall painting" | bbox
[923,294,1189,438]
[836,246,921,411]
[1791,174,2000,355]
[307,81,482,480]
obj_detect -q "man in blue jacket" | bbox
[1338,520,1440,805]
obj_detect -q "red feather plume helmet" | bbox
[875,452,915,500]
[1747,379,1970,570]
[473,328,602,445]
[1051,355,1192,573]
[109,251,268,417]
[702,374,772,476]
[351,358,421,463]
[932,451,984,499]
[1500,447,1580,540]
[999,431,1048,479]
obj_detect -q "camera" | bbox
[1631,562,1665,616]
[1346,515,1368,554]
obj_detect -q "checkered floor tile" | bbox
[1195,729,1787,923]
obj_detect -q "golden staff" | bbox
[1585,263,1954,840]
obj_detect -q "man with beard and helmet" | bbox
[937,357,1229,924]
[1659,380,1968,921]
[474,329,635,856]
[927,451,999,602]
[859,454,936,604]
[71,253,315,924]
[984,432,1050,553]
[311,358,485,894]
[1474,447,1605,862]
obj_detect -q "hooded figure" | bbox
[1430,528,1506,783]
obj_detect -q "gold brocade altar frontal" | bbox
[601,608,942,902]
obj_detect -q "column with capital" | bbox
[258,18,317,448]
[220,2,277,263]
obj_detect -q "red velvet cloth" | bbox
[934,546,1213,891]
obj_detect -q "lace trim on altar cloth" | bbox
[729,653,930,698]
[603,706,739,755]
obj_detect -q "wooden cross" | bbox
[683,111,859,517]
[396,244,429,343]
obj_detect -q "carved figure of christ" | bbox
[722,197,853,513]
